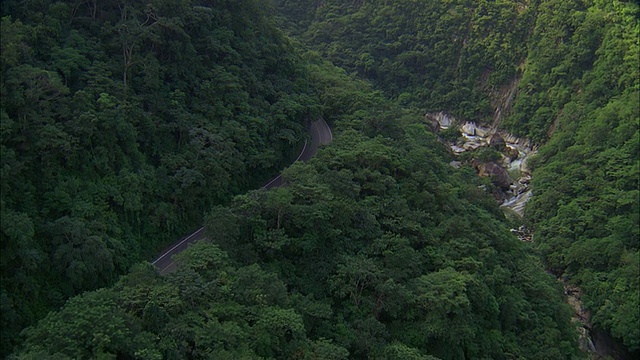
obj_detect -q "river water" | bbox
[427,113,631,358]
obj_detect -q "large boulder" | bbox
[504,146,520,162]
[488,132,506,150]
[477,161,512,189]
[461,122,477,136]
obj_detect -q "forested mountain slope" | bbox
[1,0,316,354]
[275,0,640,355]
[2,0,637,358]
[274,0,534,130]
[522,1,639,353]
[12,58,579,359]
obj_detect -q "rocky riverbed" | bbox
[426,111,630,359]
[426,112,535,219]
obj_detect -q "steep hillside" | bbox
[274,0,534,124]
[1,0,316,354]
[3,0,637,358]
[522,1,639,354]
[12,60,579,359]
[275,0,640,356]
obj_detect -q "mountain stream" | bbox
[425,112,628,359]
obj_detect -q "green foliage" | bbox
[7,0,636,357]
[17,289,136,359]
[275,0,534,121]
[460,147,503,164]
[438,127,461,142]
[1,0,318,355]
[200,95,577,357]
[12,243,334,359]
[523,0,640,352]
[12,55,580,359]
[505,0,639,142]
[278,0,640,352]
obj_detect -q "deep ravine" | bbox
[425,112,632,359]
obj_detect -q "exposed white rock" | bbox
[475,126,490,137]
[501,132,521,144]
[501,132,534,149]
[461,133,482,141]
[463,142,483,151]
[430,113,536,217]
[426,111,453,129]
[500,189,532,217]
[461,122,477,135]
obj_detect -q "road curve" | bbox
[152,118,332,275]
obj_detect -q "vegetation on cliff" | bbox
[2,0,638,358]
[523,1,639,351]
[277,0,640,354]
[1,0,315,353]
[11,59,579,358]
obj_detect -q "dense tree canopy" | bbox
[12,64,579,357]
[522,0,639,351]
[1,0,316,354]
[2,0,638,358]
[274,0,534,122]
[277,0,640,355]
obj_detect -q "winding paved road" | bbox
[152,118,332,274]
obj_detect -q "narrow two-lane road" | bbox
[152,118,332,274]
